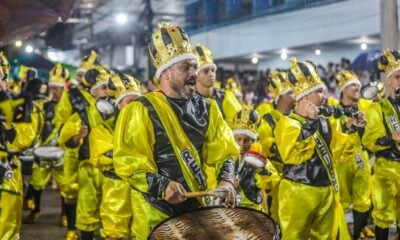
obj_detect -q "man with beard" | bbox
[193,44,242,128]
[330,70,373,240]
[257,69,295,221]
[113,23,239,240]
[362,49,400,240]
[275,58,359,240]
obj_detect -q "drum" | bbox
[149,207,279,240]
[33,146,64,168]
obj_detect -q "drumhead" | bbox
[34,146,64,159]
[149,206,279,240]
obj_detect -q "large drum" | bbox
[19,148,35,176]
[33,146,64,168]
[149,207,279,240]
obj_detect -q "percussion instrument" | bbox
[149,206,279,240]
[33,146,64,168]
[19,148,35,176]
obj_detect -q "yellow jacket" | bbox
[212,89,242,128]
[89,117,114,171]
[255,101,274,118]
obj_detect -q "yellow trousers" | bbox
[372,157,400,228]
[30,163,63,190]
[100,175,133,239]
[335,151,372,212]
[278,179,335,240]
[60,150,79,200]
[76,161,102,232]
[0,160,22,240]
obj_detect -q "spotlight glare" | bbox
[315,49,321,55]
[251,57,258,64]
[360,43,367,50]
[15,41,22,47]
[25,45,33,53]
[116,13,127,25]
[280,52,287,60]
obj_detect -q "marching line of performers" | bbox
[0,22,399,240]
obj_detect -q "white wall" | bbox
[190,0,382,60]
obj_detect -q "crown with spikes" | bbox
[335,70,360,92]
[0,51,10,81]
[148,23,197,79]
[378,49,400,79]
[49,64,69,87]
[108,73,141,104]
[193,43,217,72]
[78,50,101,73]
[287,57,324,101]
[268,69,291,101]
[232,105,260,140]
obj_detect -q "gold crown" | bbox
[0,52,10,81]
[225,77,242,96]
[287,57,323,100]
[81,65,110,89]
[232,105,260,139]
[79,50,101,72]
[148,23,197,78]
[378,49,400,78]
[335,70,359,91]
[193,44,216,71]
[109,73,141,103]
[49,64,69,87]
[268,70,291,99]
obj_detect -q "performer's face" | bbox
[234,134,254,155]
[49,86,64,102]
[388,70,400,91]
[305,88,325,107]
[165,60,198,99]
[197,67,216,88]
[343,83,360,102]
[91,84,108,100]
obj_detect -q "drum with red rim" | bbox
[149,206,279,240]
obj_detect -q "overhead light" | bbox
[25,45,33,53]
[115,13,127,25]
[251,57,258,64]
[360,43,367,50]
[280,52,287,60]
[47,51,57,61]
[315,49,321,55]
[15,40,22,47]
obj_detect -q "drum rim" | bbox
[33,146,64,159]
[148,206,279,240]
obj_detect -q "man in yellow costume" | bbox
[329,70,373,240]
[275,58,359,240]
[0,74,46,239]
[113,23,239,240]
[362,49,400,240]
[89,72,141,240]
[257,69,295,221]
[59,65,110,240]
[25,64,69,226]
[231,106,280,212]
[53,50,101,240]
[193,44,242,128]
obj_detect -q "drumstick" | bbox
[184,189,229,198]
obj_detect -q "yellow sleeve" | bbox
[257,119,275,157]
[222,90,242,128]
[202,100,240,189]
[89,124,113,168]
[8,108,44,152]
[275,116,315,165]
[52,90,72,131]
[113,101,157,192]
[328,117,358,163]
[59,113,81,150]
[255,102,273,117]
[362,102,390,153]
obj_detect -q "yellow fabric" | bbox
[76,161,103,232]
[275,114,353,240]
[278,179,334,240]
[222,90,243,128]
[372,157,400,228]
[113,92,239,239]
[255,101,274,119]
[89,121,113,171]
[30,163,63,190]
[257,107,282,162]
[327,96,339,106]
[0,159,22,240]
[100,176,133,239]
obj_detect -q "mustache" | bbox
[184,76,197,84]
